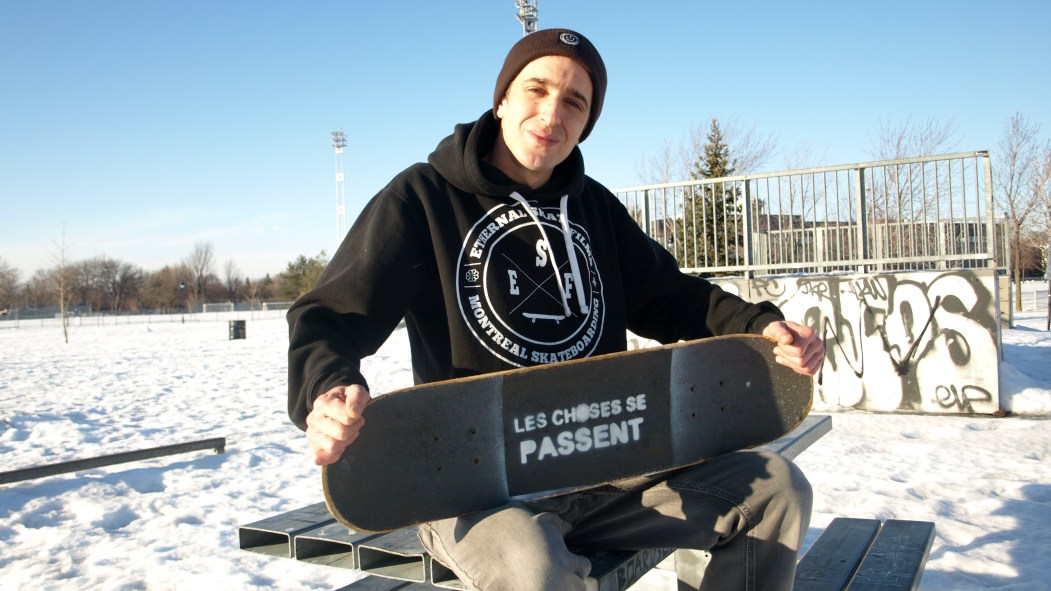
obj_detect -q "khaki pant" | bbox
[418,450,812,591]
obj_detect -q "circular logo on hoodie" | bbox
[456,200,605,368]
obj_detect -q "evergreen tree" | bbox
[279,251,329,300]
[692,118,736,180]
[676,118,743,271]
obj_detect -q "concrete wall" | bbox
[631,269,1002,414]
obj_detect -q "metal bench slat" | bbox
[585,548,674,591]
[357,527,431,583]
[294,521,378,568]
[848,519,936,591]
[334,577,417,590]
[794,518,881,591]
[237,502,334,558]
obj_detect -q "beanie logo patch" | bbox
[559,32,581,46]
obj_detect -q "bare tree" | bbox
[684,116,778,177]
[183,241,215,305]
[0,257,20,317]
[867,117,960,228]
[24,269,52,309]
[994,113,1043,309]
[1018,229,1047,278]
[243,277,261,312]
[635,139,678,185]
[869,116,959,161]
[637,116,778,184]
[775,141,830,229]
[223,258,242,303]
[76,256,113,312]
[1032,142,1051,279]
[717,115,779,176]
[781,141,828,172]
[50,226,76,343]
[111,261,142,312]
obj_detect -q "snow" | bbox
[0,311,1049,590]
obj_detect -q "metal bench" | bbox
[794,517,936,591]
[240,416,865,589]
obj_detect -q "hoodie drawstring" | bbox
[559,195,590,315]
[509,192,588,317]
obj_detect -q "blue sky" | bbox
[2,1,1048,279]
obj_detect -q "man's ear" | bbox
[495,96,508,119]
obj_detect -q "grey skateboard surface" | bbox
[323,334,813,532]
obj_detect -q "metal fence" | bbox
[0,305,291,330]
[614,151,1004,276]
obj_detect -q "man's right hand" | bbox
[305,384,371,466]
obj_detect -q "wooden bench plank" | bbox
[794,518,882,591]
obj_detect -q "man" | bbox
[288,29,824,591]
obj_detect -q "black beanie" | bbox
[493,29,607,142]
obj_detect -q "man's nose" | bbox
[538,96,562,126]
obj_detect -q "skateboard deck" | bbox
[322,334,813,533]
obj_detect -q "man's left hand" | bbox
[762,320,824,377]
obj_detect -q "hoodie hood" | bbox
[427,110,587,203]
[428,110,592,318]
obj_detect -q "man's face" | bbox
[494,55,593,188]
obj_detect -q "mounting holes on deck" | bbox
[472,457,480,464]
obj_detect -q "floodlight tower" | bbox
[514,0,538,36]
[331,129,347,242]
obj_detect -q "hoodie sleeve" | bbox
[607,195,784,343]
[286,186,431,430]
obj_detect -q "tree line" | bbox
[0,241,329,319]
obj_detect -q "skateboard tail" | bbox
[667,336,813,464]
[323,376,509,533]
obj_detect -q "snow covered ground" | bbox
[0,310,1048,590]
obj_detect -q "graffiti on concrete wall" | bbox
[627,269,1001,414]
[726,269,1000,414]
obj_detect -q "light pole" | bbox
[514,0,538,36]
[332,129,348,244]
[179,281,186,324]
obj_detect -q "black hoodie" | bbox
[287,111,784,429]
